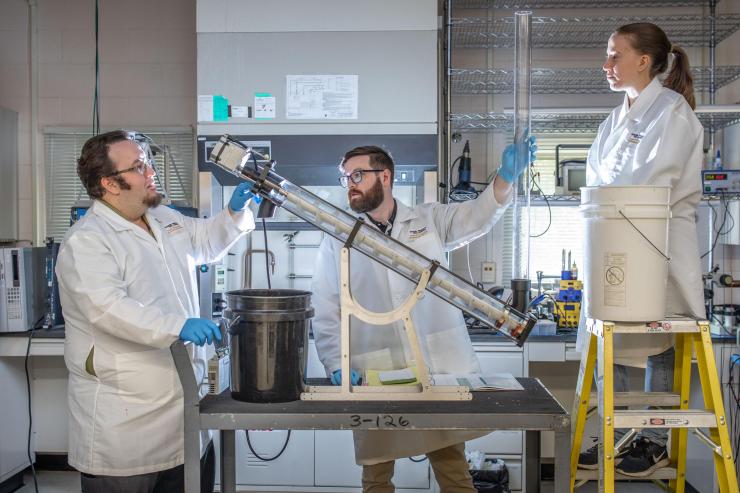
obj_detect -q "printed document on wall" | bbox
[286,75,358,120]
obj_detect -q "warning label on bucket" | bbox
[604,253,627,307]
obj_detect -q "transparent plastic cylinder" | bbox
[512,11,532,281]
[217,161,535,346]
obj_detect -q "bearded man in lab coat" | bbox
[56,130,257,493]
[311,142,535,493]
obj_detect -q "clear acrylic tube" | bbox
[512,11,532,281]
[209,138,536,345]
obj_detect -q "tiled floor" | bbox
[14,469,670,493]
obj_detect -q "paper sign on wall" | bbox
[197,95,213,122]
[255,93,276,119]
[286,75,358,120]
[213,95,229,122]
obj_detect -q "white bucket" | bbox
[580,186,671,322]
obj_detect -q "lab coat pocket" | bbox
[113,348,177,403]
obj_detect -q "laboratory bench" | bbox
[170,340,570,493]
[1,327,738,492]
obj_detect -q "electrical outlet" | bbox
[481,262,496,283]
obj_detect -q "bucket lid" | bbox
[225,289,314,323]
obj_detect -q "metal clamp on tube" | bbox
[208,135,537,345]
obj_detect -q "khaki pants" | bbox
[362,443,475,493]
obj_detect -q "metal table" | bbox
[172,342,571,493]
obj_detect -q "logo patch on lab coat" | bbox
[627,132,644,144]
[408,227,428,240]
[163,222,184,235]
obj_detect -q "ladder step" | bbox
[575,467,677,481]
[614,409,716,428]
[588,392,681,407]
[606,319,704,334]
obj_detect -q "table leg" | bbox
[554,427,571,493]
[220,430,236,493]
[183,419,200,493]
[526,430,541,493]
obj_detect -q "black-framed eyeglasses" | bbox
[107,160,153,177]
[338,169,384,188]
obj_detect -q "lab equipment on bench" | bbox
[701,169,740,194]
[208,135,536,401]
[554,144,589,196]
[0,247,45,332]
[555,249,582,329]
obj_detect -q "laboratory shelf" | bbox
[454,0,711,8]
[450,65,740,94]
[450,14,740,48]
[450,105,740,133]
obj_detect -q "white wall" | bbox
[0,0,196,244]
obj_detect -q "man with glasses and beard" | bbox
[311,142,535,492]
[56,130,257,492]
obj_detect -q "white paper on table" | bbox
[197,95,213,122]
[431,373,524,391]
[286,74,358,120]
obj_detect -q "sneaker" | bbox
[615,437,669,477]
[577,438,633,470]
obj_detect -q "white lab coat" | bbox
[576,77,705,367]
[57,200,254,476]
[311,182,508,464]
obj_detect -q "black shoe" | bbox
[577,438,632,470]
[615,437,669,477]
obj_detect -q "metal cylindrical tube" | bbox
[512,11,532,283]
[511,278,531,315]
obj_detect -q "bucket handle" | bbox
[618,210,671,262]
[216,315,241,355]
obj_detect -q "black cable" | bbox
[92,0,100,135]
[262,219,271,289]
[449,156,462,187]
[25,317,44,493]
[701,193,730,259]
[529,168,551,238]
[245,430,291,461]
[408,455,428,463]
[249,150,273,290]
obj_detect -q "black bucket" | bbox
[224,289,313,403]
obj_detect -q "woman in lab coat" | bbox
[576,23,704,477]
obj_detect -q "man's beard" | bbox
[349,177,384,213]
[144,193,163,208]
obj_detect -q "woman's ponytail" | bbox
[664,44,696,109]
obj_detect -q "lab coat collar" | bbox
[619,77,662,125]
[90,200,160,244]
[393,200,418,224]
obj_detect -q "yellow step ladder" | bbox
[569,318,739,493]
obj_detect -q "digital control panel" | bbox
[702,170,740,194]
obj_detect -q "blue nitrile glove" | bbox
[179,318,222,346]
[331,369,362,386]
[228,182,258,212]
[497,135,538,184]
